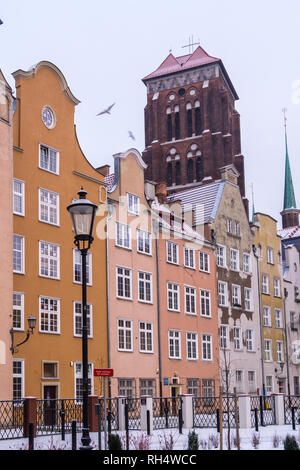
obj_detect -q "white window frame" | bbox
[39,296,60,335]
[233,327,242,351]
[73,249,92,286]
[166,241,179,265]
[246,329,255,352]
[13,359,25,401]
[13,179,25,216]
[220,325,229,349]
[232,284,241,307]
[199,251,210,273]
[73,301,93,338]
[244,287,253,312]
[217,245,226,268]
[168,330,181,359]
[117,319,133,352]
[276,341,284,363]
[137,229,152,255]
[274,278,281,297]
[115,221,131,250]
[264,339,272,361]
[138,271,153,303]
[202,334,213,361]
[139,321,153,353]
[267,247,274,264]
[186,332,198,360]
[275,309,283,328]
[13,234,25,274]
[127,193,140,215]
[243,253,251,274]
[184,246,195,269]
[39,143,59,175]
[39,241,60,280]
[38,188,60,226]
[200,289,211,317]
[167,282,180,312]
[74,362,93,404]
[184,285,197,315]
[262,274,269,294]
[218,281,228,307]
[230,248,239,271]
[116,266,132,300]
[13,292,24,331]
[263,306,271,327]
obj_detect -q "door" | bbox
[278,379,286,394]
[44,385,57,427]
[170,386,180,415]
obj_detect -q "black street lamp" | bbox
[67,188,98,451]
[10,315,36,354]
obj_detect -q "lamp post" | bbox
[67,188,97,451]
[10,315,36,354]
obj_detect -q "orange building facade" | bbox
[11,62,108,401]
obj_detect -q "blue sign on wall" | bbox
[164,378,168,386]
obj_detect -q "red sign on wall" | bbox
[94,368,114,377]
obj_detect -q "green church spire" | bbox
[283,109,297,210]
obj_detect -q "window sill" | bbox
[116,296,133,301]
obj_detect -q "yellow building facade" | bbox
[12,61,108,400]
[253,213,286,394]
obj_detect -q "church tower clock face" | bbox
[42,106,55,129]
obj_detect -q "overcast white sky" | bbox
[1,0,300,224]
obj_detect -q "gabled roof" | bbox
[142,46,220,81]
[167,180,226,225]
[278,226,300,240]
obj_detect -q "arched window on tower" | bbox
[186,103,193,137]
[167,162,173,186]
[194,100,201,135]
[166,107,172,141]
[187,159,194,184]
[174,105,180,140]
[196,157,203,182]
[175,161,181,185]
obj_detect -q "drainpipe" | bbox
[153,218,163,399]
[283,288,291,397]
[253,245,266,397]
[106,205,113,399]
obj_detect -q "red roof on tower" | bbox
[142,46,221,81]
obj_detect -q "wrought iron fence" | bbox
[284,396,300,425]
[221,396,237,429]
[250,395,276,427]
[36,399,83,436]
[0,400,24,440]
[125,397,141,430]
[153,397,182,429]
[98,398,119,431]
[192,396,220,428]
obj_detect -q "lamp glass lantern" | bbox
[67,188,98,248]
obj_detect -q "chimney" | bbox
[155,182,167,204]
[96,164,110,176]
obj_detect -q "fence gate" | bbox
[250,396,276,427]
[98,398,119,431]
[284,396,300,425]
[125,398,141,430]
[153,397,182,429]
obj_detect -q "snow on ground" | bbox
[0,425,299,450]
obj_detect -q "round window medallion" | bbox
[42,106,55,129]
[170,147,176,155]
[191,143,198,151]
[169,94,175,101]
[190,89,196,96]
[178,88,185,96]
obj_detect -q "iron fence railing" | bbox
[284,395,300,425]
[125,397,141,430]
[36,399,83,436]
[250,395,276,427]
[193,395,237,429]
[0,400,24,440]
[98,398,119,431]
[153,397,182,429]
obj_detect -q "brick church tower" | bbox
[142,45,246,203]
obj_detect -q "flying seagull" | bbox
[128,130,135,141]
[96,102,115,116]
